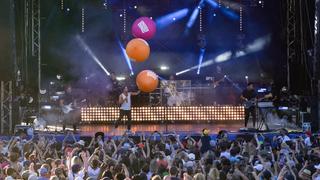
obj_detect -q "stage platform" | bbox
[79,122,245,136]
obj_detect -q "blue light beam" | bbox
[196,48,206,75]
[76,35,110,76]
[118,40,134,75]
[186,0,205,30]
[156,8,189,29]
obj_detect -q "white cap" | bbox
[253,164,264,171]
[188,153,195,161]
[77,140,85,146]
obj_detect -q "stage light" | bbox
[56,74,62,80]
[134,5,137,9]
[66,8,70,11]
[245,76,248,79]
[160,66,169,71]
[213,13,217,16]
[156,8,189,29]
[118,40,134,75]
[197,48,206,75]
[120,14,123,17]
[76,35,110,76]
[116,76,126,81]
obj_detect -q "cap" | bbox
[253,164,263,171]
[38,167,48,175]
[188,153,195,161]
[77,140,85,146]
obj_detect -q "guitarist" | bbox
[240,82,257,128]
[212,65,225,104]
[59,85,78,131]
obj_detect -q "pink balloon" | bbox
[131,17,156,40]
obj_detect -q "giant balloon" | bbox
[136,70,159,93]
[131,17,156,40]
[126,38,150,62]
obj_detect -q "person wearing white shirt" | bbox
[115,86,140,131]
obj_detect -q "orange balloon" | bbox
[126,38,150,62]
[136,70,159,93]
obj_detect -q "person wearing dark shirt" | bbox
[109,73,121,106]
[200,128,212,154]
[59,85,77,131]
[212,65,225,105]
[240,83,257,127]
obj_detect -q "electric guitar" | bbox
[213,77,225,88]
[62,99,86,114]
[243,93,273,109]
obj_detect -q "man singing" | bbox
[240,82,257,128]
[115,86,140,131]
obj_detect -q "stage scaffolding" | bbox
[0,81,13,134]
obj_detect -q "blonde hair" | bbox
[151,175,161,180]
[193,173,205,180]
[208,168,220,180]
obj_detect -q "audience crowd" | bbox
[0,128,320,180]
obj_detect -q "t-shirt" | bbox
[220,151,231,159]
[242,89,257,100]
[68,170,85,180]
[61,92,74,105]
[200,136,211,153]
[120,93,131,110]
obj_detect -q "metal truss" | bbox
[286,0,297,90]
[0,81,13,134]
[31,0,41,93]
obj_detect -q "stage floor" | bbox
[79,121,245,136]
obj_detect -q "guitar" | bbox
[62,99,86,114]
[213,76,225,88]
[243,93,273,109]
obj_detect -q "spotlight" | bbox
[120,14,123,17]
[245,76,248,79]
[134,5,137,9]
[160,66,169,71]
[56,74,62,80]
[66,8,70,11]
[173,17,176,21]
[213,13,217,16]
[116,76,126,81]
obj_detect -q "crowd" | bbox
[0,128,320,180]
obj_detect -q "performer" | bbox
[115,86,140,131]
[59,85,78,131]
[240,82,257,127]
[212,65,225,104]
[109,72,121,106]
